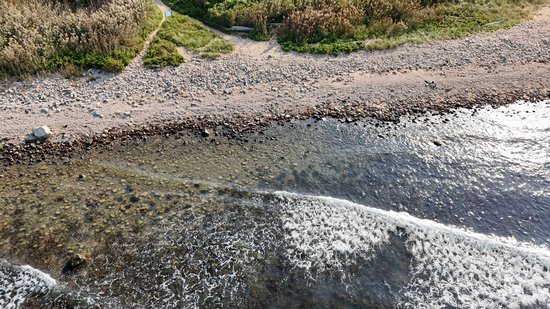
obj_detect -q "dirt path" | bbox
[130,0,192,64]
[154,0,171,11]
[153,0,280,58]
[0,4,549,150]
[126,0,169,69]
[206,25,284,58]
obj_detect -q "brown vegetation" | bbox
[281,0,363,42]
[0,0,158,77]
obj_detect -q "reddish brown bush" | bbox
[281,0,362,42]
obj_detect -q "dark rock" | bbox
[62,253,87,274]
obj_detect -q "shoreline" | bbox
[1,7,549,166]
[1,90,549,168]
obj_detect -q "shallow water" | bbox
[0,100,549,308]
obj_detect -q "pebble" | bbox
[91,111,103,118]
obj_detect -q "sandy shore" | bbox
[1,4,549,163]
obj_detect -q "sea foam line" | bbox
[274,191,550,256]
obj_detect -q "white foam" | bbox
[0,260,56,309]
[74,198,281,309]
[13,189,546,308]
[274,191,550,308]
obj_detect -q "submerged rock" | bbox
[62,254,87,274]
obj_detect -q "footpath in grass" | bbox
[144,13,234,66]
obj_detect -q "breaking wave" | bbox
[2,190,549,308]
[275,191,550,308]
[0,260,56,309]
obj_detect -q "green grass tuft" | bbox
[157,13,234,58]
[144,37,186,66]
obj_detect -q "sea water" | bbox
[0,101,549,308]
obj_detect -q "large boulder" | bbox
[33,126,52,139]
[27,126,52,142]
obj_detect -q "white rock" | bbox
[32,126,52,140]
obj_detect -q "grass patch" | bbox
[144,37,185,66]
[280,39,364,55]
[162,0,546,54]
[281,0,544,53]
[157,13,234,58]
[361,0,536,50]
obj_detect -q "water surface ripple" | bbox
[0,100,549,308]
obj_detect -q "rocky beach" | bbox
[1,4,549,165]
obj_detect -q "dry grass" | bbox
[281,0,362,42]
[0,0,159,77]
